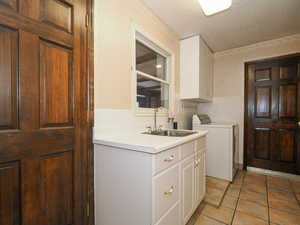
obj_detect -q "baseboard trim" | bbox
[247,167,300,181]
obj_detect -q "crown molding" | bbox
[215,33,300,58]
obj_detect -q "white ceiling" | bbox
[142,0,300,52]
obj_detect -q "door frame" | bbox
[86,0,95,224]
[243,53,300,170]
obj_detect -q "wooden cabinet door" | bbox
[246,55,300,174]
[0,1,92,225]
[181,155,195,224]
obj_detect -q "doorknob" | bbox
[298,122,300,127]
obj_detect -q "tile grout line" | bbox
[266,176,271,225]
[289,179,300,207]
[202,214,228,225]
[268,176,300,221]
[229,171,245,225]
[231,172,270,225]
[197,172,300,225]
[200,171,243,225]
[243,173,270,224]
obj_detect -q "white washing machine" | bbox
[193,115,239,182]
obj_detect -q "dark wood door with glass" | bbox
[245,55,300,174]
[0,1,92,225]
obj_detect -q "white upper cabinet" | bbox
[180,36,214,102]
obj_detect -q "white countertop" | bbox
[93,130,208,154]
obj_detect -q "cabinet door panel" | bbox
[180,36,213,101]
[40,39,73,127]
[41,152,73,225]
[255,87,271,118]
[278,129,296,162]
[156,203,181,225]
[0,25,18,130]
[194,153,201,207]
[41,0,73,33]
[19,0,40,20]
[280,64,297,80]
[255,68,271,81]
[254,128,271,160]
[0,162,20,225]
[197,152,206,204]
[182,156,195,224]
[279,84,297,118]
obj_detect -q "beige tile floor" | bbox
[187,170,300,225]
[205,176,230,207]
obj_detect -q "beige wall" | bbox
[198,34,300,164]
[94,0,197,129]
[94,0,180,109]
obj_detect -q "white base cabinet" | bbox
[94,136,207,225]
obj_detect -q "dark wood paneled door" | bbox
[245,55,300,174]
[0,1,92,225]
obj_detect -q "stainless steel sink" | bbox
[142,130,197,137]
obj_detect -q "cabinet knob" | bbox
[164,186,174,195]
[164,155,175,162]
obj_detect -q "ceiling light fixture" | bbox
[198,0,232,16]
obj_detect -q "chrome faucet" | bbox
[146,108,163,133]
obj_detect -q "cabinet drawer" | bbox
[153,165,180,223]
[196,137,206,151]
[153,147,180,175]
[181,141,195,159]
[154,203,180,225]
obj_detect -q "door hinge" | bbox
[87,202,90,217]
[86,13,89,27]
